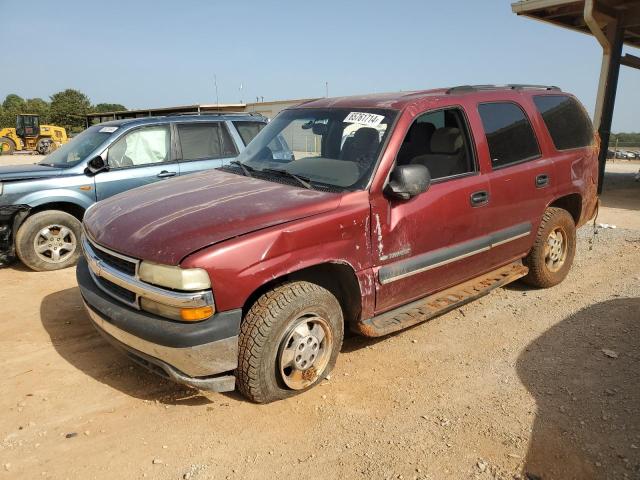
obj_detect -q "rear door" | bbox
[95,124,178,200]
[175,121,239,175]
[474,99,556,267]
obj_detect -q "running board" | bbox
[354,261,528,338]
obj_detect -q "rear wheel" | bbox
[236,281,344,403]
[523,207,576,288]
[0,137,15,155]
[15,210,83,271]
[36,138,54,155]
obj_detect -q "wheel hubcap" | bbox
[544,227,567,272]
[33,225,77,264]
[278,314,333,390]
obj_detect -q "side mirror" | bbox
[85,155,108,176]
[385,164,431,200]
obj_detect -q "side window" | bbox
[478,102,540,169]
[108,125,170,168]
[533,95,594,150]
[397,108,475,180]
[177,123,237,161]
[233,121,266,146]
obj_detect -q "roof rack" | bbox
[446,84,561,94]
[165,111,265,117]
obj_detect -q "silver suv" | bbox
[0,113,267,271]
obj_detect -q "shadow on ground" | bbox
[517,297,640,480]
[40,286,213,405]
[600,168,640,212]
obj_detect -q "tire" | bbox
[0,137,15,155]
[15,210,83,272]
[237,281,344,403]
[36,138,53,155]
[522,207,576,288]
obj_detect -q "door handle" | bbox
[470,190,489,207]
[535,174,549,188]
[157,170,177,178]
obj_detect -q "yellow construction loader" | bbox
[0,114,68,155]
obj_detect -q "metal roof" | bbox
[512,0,640,50]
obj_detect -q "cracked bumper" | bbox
[0,205,30,267]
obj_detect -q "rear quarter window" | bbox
[533,95,594,150]
[478,102,540,169]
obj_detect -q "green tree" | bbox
[2,93,25,111]
[49,89,91,132]
[24,98,50,123]
[0,94,26,128]
[92,103,127,113]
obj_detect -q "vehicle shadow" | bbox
[516,297,640,479]
[40,286,214,406]
[601,170,640,212]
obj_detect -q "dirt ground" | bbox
[0,156,639,480]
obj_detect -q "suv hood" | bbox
[84,170,341,265]
[0,163,65,181]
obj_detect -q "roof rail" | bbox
[164,111,265,117]
[446,84,561,94]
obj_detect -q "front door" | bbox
[372,107,494,313]
[95,124,179,200]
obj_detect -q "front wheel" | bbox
[15,210,83,271]
[236,281,344,403]
[522,207,576,288]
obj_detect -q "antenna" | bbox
[214,74,219,106]
[239,82,243,104]
[325,81,329,97]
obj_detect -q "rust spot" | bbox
[302,367,317,381]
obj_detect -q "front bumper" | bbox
[77,258,241,392]
[0,205,30,267]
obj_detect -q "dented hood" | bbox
[84,169,340,265]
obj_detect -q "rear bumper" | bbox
[77,258,241,392]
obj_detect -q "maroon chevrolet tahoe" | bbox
[77,85,599,403]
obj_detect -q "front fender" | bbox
[181,191,373,314]
[16,188,95,211]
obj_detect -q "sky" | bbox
[1,0,639,131]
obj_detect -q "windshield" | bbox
[231,108,397,190]
[40,125,115,168]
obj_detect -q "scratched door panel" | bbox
[371,174,492,314]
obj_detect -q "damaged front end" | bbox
[0,205,30,267]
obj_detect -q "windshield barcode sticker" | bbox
[344,112,385,127]
[99,126,118,133]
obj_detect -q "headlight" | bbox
[138,261,211,291]
[138,262,214,322]
[0,182,3,195]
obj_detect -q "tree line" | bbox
[609,132,640,148]
[0,90,126,133]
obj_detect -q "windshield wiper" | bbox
[261,168,312,189]
[229,160,255,178]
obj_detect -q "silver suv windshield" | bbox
[39,125,115,168]
[232,108,397,190]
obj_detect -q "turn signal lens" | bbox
[180,306,214,322]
